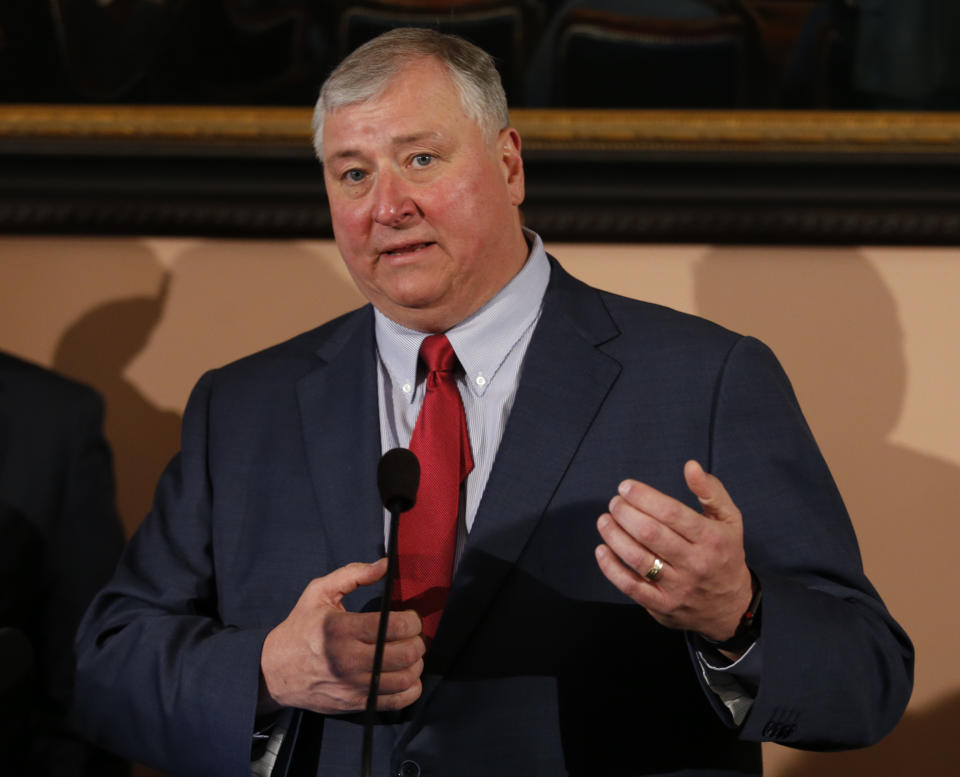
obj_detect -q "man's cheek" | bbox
[331,211,368,245]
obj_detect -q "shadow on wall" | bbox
[693,247,960,775]
[53,275,181,537]
[132,240,367,407]
[46,240,366,542]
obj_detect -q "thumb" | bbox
[683,460,739,522]
[315,558,388,607]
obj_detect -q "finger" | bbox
[596,512,676,582]
[323,610,380,644]
[327,608,423,653]
[594,543,667,611]
[614,479,705,543]
[324,632,422,690]
[375,680,423,711]
[347,608,423,646]
[375,658,425,693]
[385,610,423,643]
[683,460,739,523]
[604,496,689,562]
[378,635,426,673]
[311,558,389,607]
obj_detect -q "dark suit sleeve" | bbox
[37,385,128,775]
[44,387,123,698]
[1,356,128,776]
[702,336,913,748]
[74,371,270,777]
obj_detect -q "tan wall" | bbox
[1,237,957,775]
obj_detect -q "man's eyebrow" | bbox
[392,130,445,147]
[326,149,365,164]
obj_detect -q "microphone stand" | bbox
[361,506,401,777]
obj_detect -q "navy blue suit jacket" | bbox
[75,260,913,777]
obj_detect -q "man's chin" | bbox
[374,294,459,332]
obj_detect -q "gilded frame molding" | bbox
[2,105,959,242]
[3,104,960,153]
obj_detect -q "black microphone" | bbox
[362,448,419,777]
[377,447,420,515]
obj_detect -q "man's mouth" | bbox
[381,242,434,257]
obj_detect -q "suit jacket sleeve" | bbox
[75,370,269,777]
[39,382,128,775]
[1,355,127,776]
[700,335,913,748]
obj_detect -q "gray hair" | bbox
[312,28,509,159]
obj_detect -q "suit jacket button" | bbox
[398,759,421,777]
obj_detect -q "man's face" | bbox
[321,57,527,333]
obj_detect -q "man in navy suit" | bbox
[75,28,912,777]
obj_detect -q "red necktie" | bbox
[396,334,474,641]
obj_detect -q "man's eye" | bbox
[412,153,434,168]
[344,169,366,183]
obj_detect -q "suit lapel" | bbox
[296,308,386,593]
[424,260,622,677]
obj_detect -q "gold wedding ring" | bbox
[644,557,664,582]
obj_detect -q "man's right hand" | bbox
[259,558,425,714]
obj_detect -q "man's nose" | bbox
[373,171,417,227]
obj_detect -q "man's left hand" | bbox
[595,460,753,644]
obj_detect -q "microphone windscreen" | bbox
[377,448,420,514]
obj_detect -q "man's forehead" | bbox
[322,64,478,160]
[332,55,455,108]
[325,128,449,163]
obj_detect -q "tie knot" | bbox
[419,334,458,373]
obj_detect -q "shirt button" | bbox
[475,375,487,387]
[402,383,412,394]
[397,760,421,777]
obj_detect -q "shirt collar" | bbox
[375,228,550,402]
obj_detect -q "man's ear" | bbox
[499,127,525,207]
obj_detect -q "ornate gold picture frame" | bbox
[2,105,959,243]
